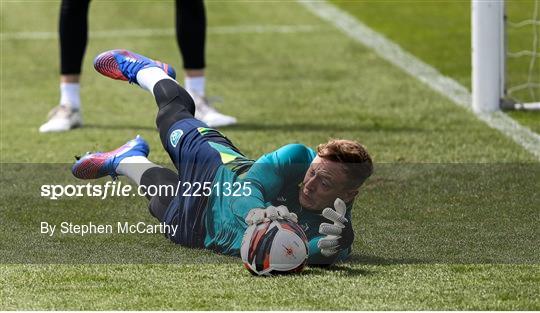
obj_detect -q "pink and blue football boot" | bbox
[72,135,150,180]
[93,49,176,84]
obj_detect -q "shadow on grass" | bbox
[302,265,376,277]
[349,254,426,265]
[296,254,426,277]
[293,254,427,277]
[223,122,423,133]
[81,122,423,134]
[83,123,157,131]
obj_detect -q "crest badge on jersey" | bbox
[170,129,183,148]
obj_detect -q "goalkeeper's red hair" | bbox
[317,139,373,189]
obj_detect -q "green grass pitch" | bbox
[1,1,539,310]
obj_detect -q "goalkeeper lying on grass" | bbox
[72,49,373,266]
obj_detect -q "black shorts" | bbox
[161,118,243,247]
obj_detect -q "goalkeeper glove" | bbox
[317,198,355,257]
[245,205,298,226]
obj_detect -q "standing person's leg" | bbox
[40,0,90,133]
[175,0,237,128]
[176,0,206,91]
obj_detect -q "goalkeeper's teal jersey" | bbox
[203,143,352,265]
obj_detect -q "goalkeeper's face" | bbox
[299,156,358,212]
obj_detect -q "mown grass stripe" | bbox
[0,25,323,41]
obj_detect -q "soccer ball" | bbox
[241,219,308,276]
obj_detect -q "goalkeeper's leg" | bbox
[151,78,196,149]
[92,49,196,152]
[139,167,179,222]
[113,159,179,222]
[71,135,178,222]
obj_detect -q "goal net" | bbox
[505,0,540,109]
[472,0,540,112]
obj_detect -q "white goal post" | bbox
[472,0,540,112]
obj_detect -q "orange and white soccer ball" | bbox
[241,219,308,276]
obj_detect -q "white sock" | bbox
[116,156,159,185]
[185,76,205,96]
[60,83,81,110]
[136,67,176,95]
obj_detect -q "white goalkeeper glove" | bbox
[317,198,354,257]
[245,205,298,226]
